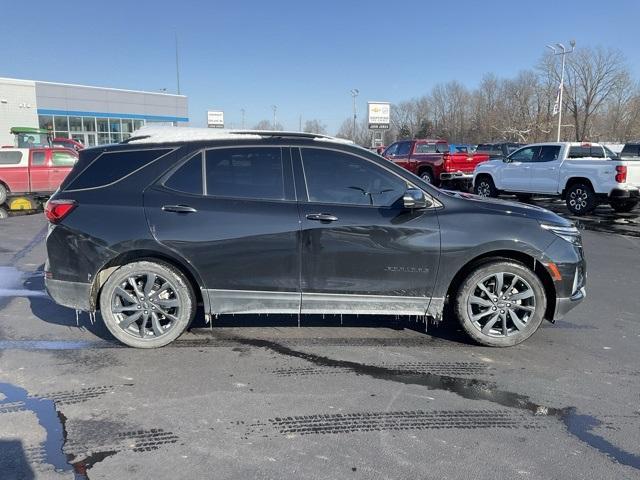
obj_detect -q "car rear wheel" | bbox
[420,170,435,185]
[474,176,497,198]
[99,260,196,348]
[0,206,7,219]
[0,184,7,205]
[455,261,546,347]
[609,199,638,213]
[566,183,596,215]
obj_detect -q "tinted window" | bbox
[415,143,436,153]
[435,143,449,153]
[301,148,408,207]
[31,151,46,166]
[0,151,23,165]
[590,146,604,158]
[620,144,640,159]
[383,143,398,156]
[396,142,411,155]
[536,146,561,162]
[66,148,172,190]
[164,153,203,195]
[510,146,539,163]
[52,151,77,166]
[205,147,284,200]
[568,146,590,158]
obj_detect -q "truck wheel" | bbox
[609,199,638,213]
[474,176,498,198]
[419,170,435,185]
[566,183,596,215]
[0,207,8,219]
[455,260,546,347]
[99,260,196,348]
[0,183,7,205]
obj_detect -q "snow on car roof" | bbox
[126,126,353,145]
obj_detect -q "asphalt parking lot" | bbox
[1,204,639,480]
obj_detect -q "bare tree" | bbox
[253,119,283,131]
[335,118,371,146]
[303,119,327,135]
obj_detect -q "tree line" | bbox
[335,45,640,146]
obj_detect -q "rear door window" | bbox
[164,153,203,195]
[205,147,285,201]
[415,143,436,153]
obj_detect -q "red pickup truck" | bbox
[0,147,78,206]
[382,139,489,188]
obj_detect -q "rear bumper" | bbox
[553,287,586,321]
[45,277,92,311]
[609,188,639,200]
[440,171,473,181]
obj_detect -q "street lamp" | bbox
[547,40,576,142]
[271,105,278,130]
[350,89,359,142]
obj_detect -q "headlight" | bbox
[540,223,581,244]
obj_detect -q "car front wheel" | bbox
[474,176,497,198]
[455,261,546,347]
[99,260,196,348]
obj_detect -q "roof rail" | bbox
[121,126,353,145]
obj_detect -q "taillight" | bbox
[615,165,627,183]
[45,200,77,224]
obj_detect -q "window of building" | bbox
[54,116,68,133]
[164,153,203,195]
[205,147,285,200]
[98,133,110,144]
[301,148,407,207]
[109,119,121,133]
[69,117,82,132]
[121,119,133,133]
[83,117,96,132]
[97,118,109,133]
[133,120,144,131]
[39,115,53,131]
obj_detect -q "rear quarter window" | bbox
[65,148,172,190]
[0,151,23,165]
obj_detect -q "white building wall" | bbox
[0,78,39,146]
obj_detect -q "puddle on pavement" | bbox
[0,266,47,298]
[0,382,117,479]
[230,335,640,471]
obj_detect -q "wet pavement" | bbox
[1,213,639,479]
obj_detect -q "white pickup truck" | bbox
[472,142,640,215]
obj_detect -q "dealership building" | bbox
[0,77,189,147]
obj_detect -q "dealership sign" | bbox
[368,102,390,130]
[207,110,224,128]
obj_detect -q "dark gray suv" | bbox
[44,127,586,348]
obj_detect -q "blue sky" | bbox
[2,0,639,133]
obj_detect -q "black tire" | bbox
[0,183,7,205]
[474,176,498,198]
[565,182,596,215]
[0,207,7,219]
[609,200,638,213]
[419,169,435,185]
[99,260,196,348]
[455,261,546,347]
[515,194,532,203]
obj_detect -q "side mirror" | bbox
[403,188,430,209]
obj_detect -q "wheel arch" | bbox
[474,172,494,188]
[90,249,206,312]
[561,177,594,199]
[444,249,556,322]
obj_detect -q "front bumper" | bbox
[440,171,473,181]
[553,287,586,321]
[45,277,92,311]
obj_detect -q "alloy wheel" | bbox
[568,188,588,212]
[476,181,491,197]
[466,272,536,337]
[111,272,181,339]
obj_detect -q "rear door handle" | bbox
[306,213,338,222]
[162,204,197,213]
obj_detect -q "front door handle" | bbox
[306,213,338,222]
[162,204,197,213]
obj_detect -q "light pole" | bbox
[547,40,575,142]
[271,105,278,130]
[240,108,245,129]
[350,89,359,142]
